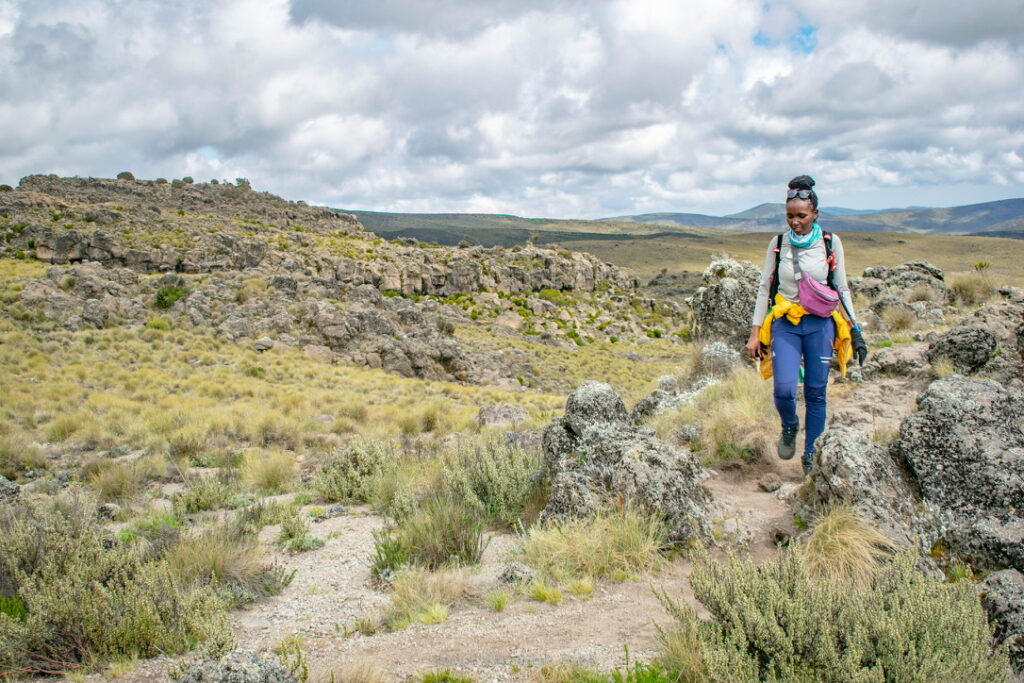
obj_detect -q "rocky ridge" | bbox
[0,176,686,384]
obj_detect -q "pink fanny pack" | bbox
[793,247,839,317]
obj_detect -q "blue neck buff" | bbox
[789,221,822,248]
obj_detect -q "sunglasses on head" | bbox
[787,189,814,200]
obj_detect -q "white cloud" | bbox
[0,0,1021,217]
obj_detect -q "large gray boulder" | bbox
[175,650,296,683]
[981,570,1024,679]
[541,381,711,544]
[0,475,19,503]
[688,257,759,345]
[801,427,919,545]
[926,323,997,373]
[894,375,1024,571]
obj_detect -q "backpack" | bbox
[768,231,837,303]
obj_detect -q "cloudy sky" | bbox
[1,0,1023,217]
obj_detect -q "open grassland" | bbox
[563,230,1024,285]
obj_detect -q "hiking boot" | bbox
[778,424,799,460]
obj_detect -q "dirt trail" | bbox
[112,374,920,683]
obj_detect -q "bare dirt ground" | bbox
[107,373,918,683]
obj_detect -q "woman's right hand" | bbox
[745,327,762,359]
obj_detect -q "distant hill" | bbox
[343,198,1024,247]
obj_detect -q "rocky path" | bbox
[110,374,920,683]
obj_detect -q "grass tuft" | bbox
[803,506,896,587]
[520,508,666,584]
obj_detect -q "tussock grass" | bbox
[241,448,296,494]
[651,368,774,463]
[949,271,996,306]
[372,495,487,578]
[165,523,293,605]
[0,432,45,480]
[383,568,468,630]
[82,458,143,501]
[528,578,564,604]
[930,355,956,379]
[520,508,666,584]
[324,658,389,683]
[882,305,917,333]
[656,544,1007,682]
[803,506,896,587]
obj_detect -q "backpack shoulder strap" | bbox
[768,233,784,302]
[822,231,837,290]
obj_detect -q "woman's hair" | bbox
[787,174,818,209]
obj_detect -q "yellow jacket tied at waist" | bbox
[758,293,853,380]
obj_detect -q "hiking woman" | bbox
[744,175,868,474]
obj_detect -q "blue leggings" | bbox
[771,315,835,466]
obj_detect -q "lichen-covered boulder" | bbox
[541,382,711,544]
[926,323,997,373]
[175,650,296,683]
[800,426,919,545]
[688,257,759,345]
[981,570,1024,679]
[894,375,1024,571]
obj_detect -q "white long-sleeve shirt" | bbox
[750,231,857,326]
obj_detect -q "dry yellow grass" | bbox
[804,506,896,587]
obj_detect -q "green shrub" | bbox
[173,472,236,514]
[144,315,171,331]
[313,438,400,504]
[277,507,324,553]
[656,545,1008,682]
[372,495,486,579]
[441,439,545,527]
[154,285,187,309]
[0,491,231,675]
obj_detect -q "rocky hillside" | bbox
[0,175,685,385]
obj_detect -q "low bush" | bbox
[173,471,237,514]
[0,491,231,676]
[313,438,400,504]
[441,438,545,527]
[520,508,666,584]
[277,507,324,553]
[154,285,187,309]
[656,544,1007,682]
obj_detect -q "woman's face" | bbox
[786,198,818,235]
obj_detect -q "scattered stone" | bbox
[477,403,529,427]
[253,336,275,352]
[498,562,537,585]
[0,475,19,503]
[98,502,122,519]
[757,473,783,493]
[174,650,297,683]
[311,503,347,523]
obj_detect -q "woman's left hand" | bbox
[851,327,868,366]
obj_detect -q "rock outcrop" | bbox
[688,257,760,345]
[926,323,997,373]
[894,375,1024,572]
[541,381,711,544]
[981,570,1024,679]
